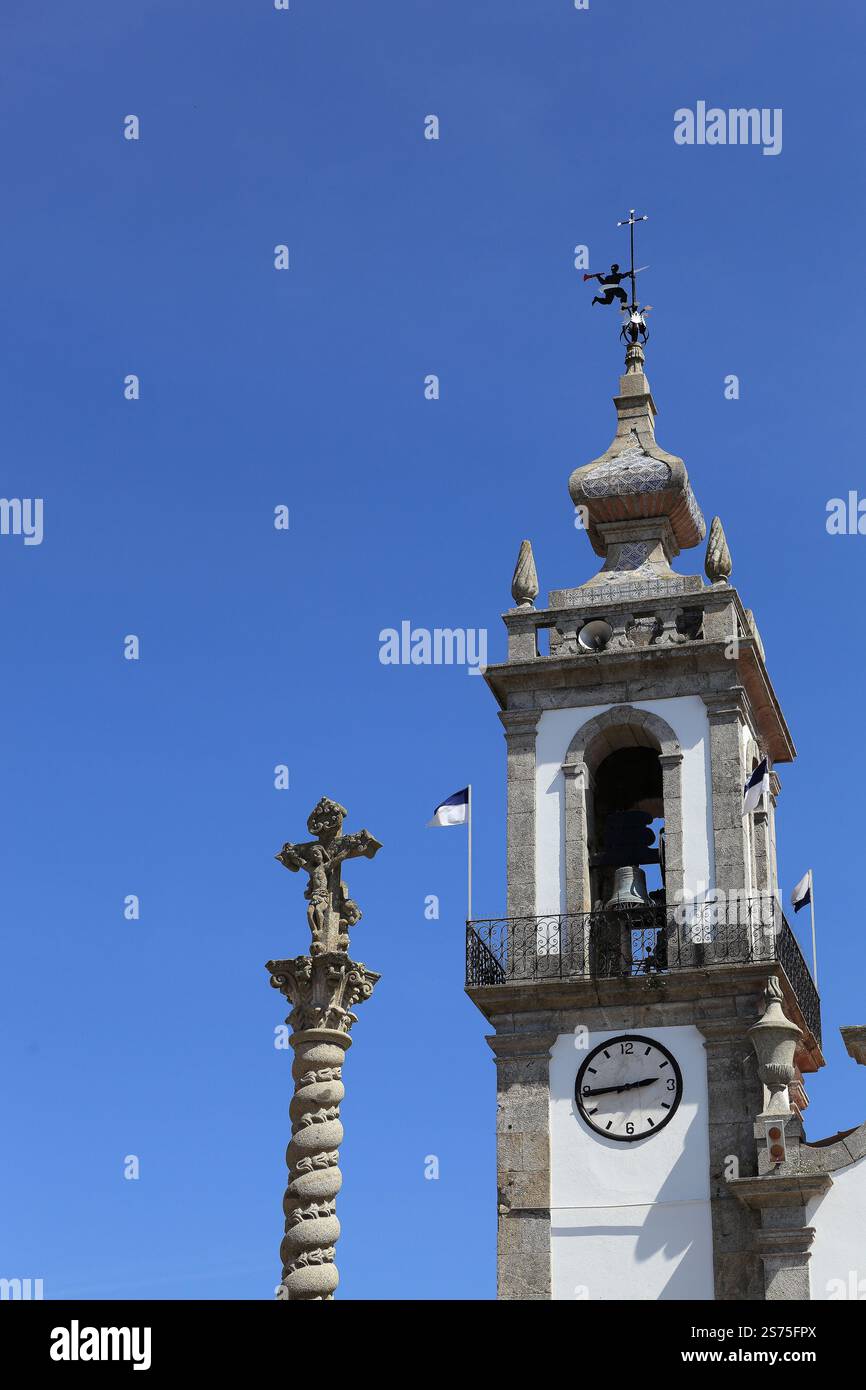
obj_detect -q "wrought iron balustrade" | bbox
[776,910,821,1046]
[465,896,821,1046]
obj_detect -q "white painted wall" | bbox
[535,696,716,915]
[550,1024,714,1300]
[806,1149,866,1300]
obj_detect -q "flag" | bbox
[743,757,769,815]
[427,787,469,827]
[791,871,812,914]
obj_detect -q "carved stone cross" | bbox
[275,796,382,955]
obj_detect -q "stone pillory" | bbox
[266,796,381,1301]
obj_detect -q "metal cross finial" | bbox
[616,209,648,311]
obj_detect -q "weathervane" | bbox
[584,208,652,345]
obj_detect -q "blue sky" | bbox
[2,0,865,1300]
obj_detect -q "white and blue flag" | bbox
[427,787,470,827]
[743,757,770,815]
[791,870,812,914]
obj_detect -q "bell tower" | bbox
[465,323,824,1300]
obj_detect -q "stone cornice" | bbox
[841,1025,866,1065]
[485,586,796,762]
[467,962,775,1022]
[728,1173,831,1211]
[696,1017,756,1045]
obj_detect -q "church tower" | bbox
[465,320,829,1300]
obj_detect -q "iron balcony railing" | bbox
[465,897,821,1046]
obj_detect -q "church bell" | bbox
[606,864,652,911]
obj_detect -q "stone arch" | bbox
[563,703,682,773]
[561,704,684,915]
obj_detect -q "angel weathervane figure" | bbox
[275,796,382,955]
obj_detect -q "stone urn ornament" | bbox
[748,976,802,1116]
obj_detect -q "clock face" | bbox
[574,1034,683,1143]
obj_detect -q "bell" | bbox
[606,864,651,911]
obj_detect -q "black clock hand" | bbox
[583,1077,657,1097]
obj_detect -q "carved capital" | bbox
[267,951,380,1036]
[499,708,540,741]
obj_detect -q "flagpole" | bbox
[467,783,473,923]
[809,869,818,987]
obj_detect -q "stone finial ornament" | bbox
[705,515,732,585]
[748,976,802,1116]
[511,539,539,609]
[267,798,381,1300]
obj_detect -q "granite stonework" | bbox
[266,798,381,1301]
[464,339,853,1301]
[470,967,801,1300]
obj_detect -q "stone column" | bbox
[767,770,781,899]
[563,760,591,917]
[698,1018,766,1300]
[267,796,381,1300]
[728,1174,831,1300]
[753,806,770,893]
[488,1029,556,1300]
[267,953,379,1299]
[724,976,830,1299]
[658,750,685,965]
[702,692,751,895]
[500,709,539,918]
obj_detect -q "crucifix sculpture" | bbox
[266,796,382,1300]
[275,796,382,955]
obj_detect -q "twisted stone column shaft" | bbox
[280,1030,351,1300]
[266,949,379,1301]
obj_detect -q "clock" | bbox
[574,1034,683,1142]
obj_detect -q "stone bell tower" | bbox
[465,333,825,1301]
